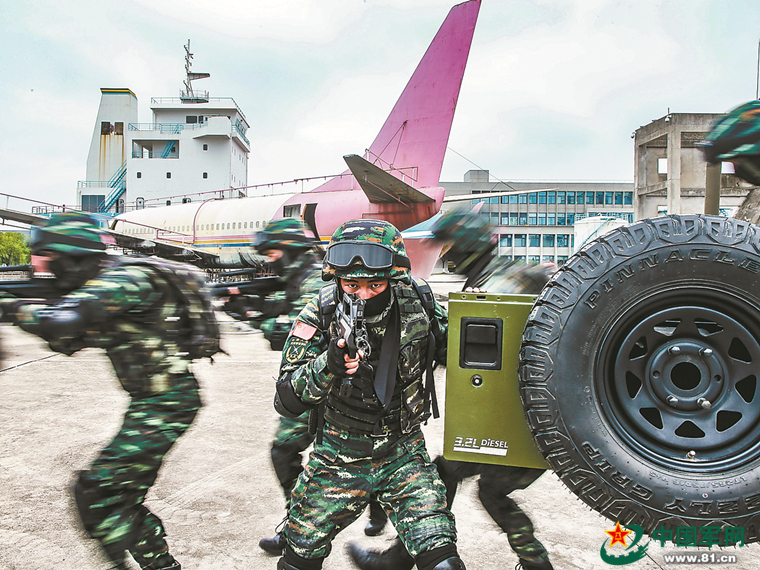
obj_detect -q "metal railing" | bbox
[131,151,179,159]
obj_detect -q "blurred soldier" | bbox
[700,99,760,187]
[273,219,465,570]
[221,218,386,554]
[348,210,554,570]
[0,212,219,570]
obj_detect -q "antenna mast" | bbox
[180,40,211,103]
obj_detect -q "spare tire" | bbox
[520,215,760,542]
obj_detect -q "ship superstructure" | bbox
[77,41,250,215]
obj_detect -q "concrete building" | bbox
[633,112,753,219]
[441,170,634,265]
[77,45,250,216]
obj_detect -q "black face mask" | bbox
[363,285,392,317]
[47,255,103,293]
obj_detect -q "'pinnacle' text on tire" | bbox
[520,215,760,542]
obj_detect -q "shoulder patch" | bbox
[292,321,317,340]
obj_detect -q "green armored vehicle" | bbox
[444,214,760,542]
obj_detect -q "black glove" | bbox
[327,337,349,377]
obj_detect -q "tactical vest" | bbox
[316,278,437,435]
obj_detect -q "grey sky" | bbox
[2,0,760,207]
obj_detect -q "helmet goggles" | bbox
[325,241,410,271]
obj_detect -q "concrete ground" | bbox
[1,285,759,569]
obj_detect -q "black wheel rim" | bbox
[598,285,760,473]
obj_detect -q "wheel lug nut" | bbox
[687,450,697,460]
[697,398,711,409]
[700,348,713,357]
[667,395,679,407]
[668,346,681,355]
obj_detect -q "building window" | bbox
[166,172,171,179]
[490,212,499,225]
[543,235,555,247]
[529,234,540,247]
[186,115,198,124]
[538,214,546,226]
[557,192,565,204]
[547,214,556,225]
[529,193,537,204]
[567,192,575,204]
[557,214,566,225]
[615,192,623,205]
[529,214,537,225]
[596,192,604,205]
[114,122,124,135]
[203,172,208,179]
[81,194,105,213]
[567,214,575,225]
[501,213,509,225]
[519,213,528,225]
[557,255,568,265]
[203,144,208,151]
[500,235,512,247]
[624,192,633,205]
[136,197,145,210]
[519,194,528,204]
[101,121,112,135]
[514,234,527,247]
[576,192,585,205]
[587,192,595,204]
[528,255,541,263]
[510,214,518,226]
[136,172,142,179]
[605,192,613,205]
[557,234,570,247]
[658,158,668,174]
[548,192,556,204]
[542,256,555,263]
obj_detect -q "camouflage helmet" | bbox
[322,219,411,283]
[254,218,313,253]
[701,100,760,185]
[31,211,109,257]
[432,207,495,273]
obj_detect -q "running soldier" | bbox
[0,212,219,570]
[220,218,386,554]
[348,210,554,570]
[273,219,465,570]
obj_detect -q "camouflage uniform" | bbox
[2,212,215,570]
[274,220,463,570]
[349,211,554,570]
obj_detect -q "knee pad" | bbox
[73,470,105,533]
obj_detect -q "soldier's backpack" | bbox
[125,257,222,360]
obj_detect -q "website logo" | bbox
[600,522,650,565]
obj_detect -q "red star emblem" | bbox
[605,522,632,547]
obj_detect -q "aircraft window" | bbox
[244,222,248,229]
[256,221,260,228]
[216,224,219,230]
[166,172,171,179]
[203,172,208,179]
[227,223,230,229]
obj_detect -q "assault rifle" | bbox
[332,292,371,397]
[211,274,284,320]
[0,265,60,299]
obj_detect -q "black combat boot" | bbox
[431,558,466,570]
[347,538,414,570]
[259,531,286,555]
[140,560,181,570]
[363,501,388,536]
[516,558,554,570]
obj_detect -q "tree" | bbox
[0,232,31,266]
